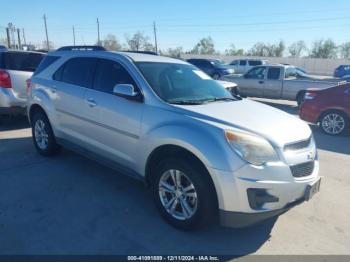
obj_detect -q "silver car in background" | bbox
[223,64,346,105]
[27,46,320,230]
[0,49,45,115]
[229,59,267,74]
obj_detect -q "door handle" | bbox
[86,98,97,107]
[259,80,264,84]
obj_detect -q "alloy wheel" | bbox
[158,169,198,221]
[34,119,49,150]
[321,113,345,135]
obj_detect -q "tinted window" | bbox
[33,55,60,76]
[230,60,239,65]
[239,60,247,66]
[57,57,97,88]
[93,59,136,93]
[267,68,281,80]
[249,60,263,66]
[2,52,44,72]
[245,67,266,79]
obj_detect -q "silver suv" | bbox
[0,49,45,115]
[27,46,320,230]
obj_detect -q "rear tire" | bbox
[151,158,217,230]
[319,110,348,136]
[31,111,60,156]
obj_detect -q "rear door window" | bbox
[239,60,247,66]
[248,60,262,66]
[55,57,97,88]
[93,59,137,94]
[267,68,281,80]
[2,52,44,72]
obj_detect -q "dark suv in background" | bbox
[187,58,234,79]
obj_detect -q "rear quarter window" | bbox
[2,52,45,72]
[33,56,60,76]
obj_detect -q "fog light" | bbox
[247,189,279,209]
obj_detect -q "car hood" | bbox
[174,99,311,147]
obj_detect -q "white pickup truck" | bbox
[222,64,346,105]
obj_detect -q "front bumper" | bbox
[208,158,320,228]
[220,196,305,228]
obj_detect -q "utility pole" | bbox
[96,18,100,45]
[72,26,76,46]
[17,28,21,50]
[8,23,16,49]
[43,14,50,51]
[6,27,11,48]
[22,28,27,45]
[153,21,158,53]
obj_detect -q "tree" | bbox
[246,41,285,57]
[339,42,350,59]
[101,34,122,51]
[125,31,154,51]
[309,39,337,58]
[288,41,307,57]
[225,44,244,56]
[164,46,183,58]
[191,36,215,55]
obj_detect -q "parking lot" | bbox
[0,99,349,257]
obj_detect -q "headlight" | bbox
[225,130,279,166]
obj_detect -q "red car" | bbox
[300,83,350,135]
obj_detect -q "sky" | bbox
[1,0,350,52]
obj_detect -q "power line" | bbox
[158,16,350,28]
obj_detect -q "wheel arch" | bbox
[145,144,219,209]
[28,104,48,126]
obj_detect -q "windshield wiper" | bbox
[203,97,237,103]
[169,100,206,105]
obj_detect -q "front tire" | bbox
[31,111,60,156]
[320,110,348,136]
[296,92,305,107]
[151,158,217,230]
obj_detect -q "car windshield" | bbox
[136,62,235,104]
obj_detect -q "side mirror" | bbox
[112,84,143,102]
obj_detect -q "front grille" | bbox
[284,137,311,151]
[290,161,315,178]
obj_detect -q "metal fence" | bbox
[181,54,350,76]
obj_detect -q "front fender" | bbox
[137,118,245,176]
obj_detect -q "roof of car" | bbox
[115,51,187,64]
[0,49,46,55]
[49,49,187,64]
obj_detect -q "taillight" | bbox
[304,92,318,100]
[26,79,32,96]
[0,70,12,88]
